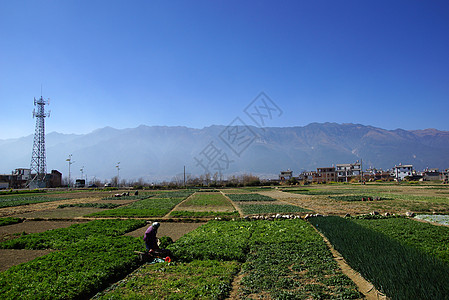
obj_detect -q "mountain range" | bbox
[1,123,448,182]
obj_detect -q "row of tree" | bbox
[61,173,266,189]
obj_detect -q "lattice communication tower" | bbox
[29,96,50,187]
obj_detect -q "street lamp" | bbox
[66,154,75,188]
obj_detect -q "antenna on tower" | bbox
[28,93,51,188]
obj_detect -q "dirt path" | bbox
[220,191,243,217]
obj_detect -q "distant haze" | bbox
[1,123,448,182]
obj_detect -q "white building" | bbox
[392,164,413,181]
[441,169,449,184]
[336,161,361,182]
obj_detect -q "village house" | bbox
[441,169,449,184]
[0,168,62,189]
[279,170,293,183]
[422,168,441,181]
[336,161,361,182]
[391,163,413,181]
[316,167,336,183]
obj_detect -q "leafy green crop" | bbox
[0,219,146,250]
[168,220,251,262]
[0,217,23,227]
[87,197,187,217]
[0,236,143,299]
[226,193,276,202]
[94,260,240,300]
[309,216,449,299]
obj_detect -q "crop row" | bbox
[329,195,387,201]
[0,195,70,208]
[0,219,148,299]
[0,217,23,227]
[239,203,311,214]
[57,203,121,209]
[169,210,239,218]
[226,193,276,202]
[0,189,45,196]
[168,219,362,298]
[101,193,154,201]
[351,217,449,264]
[282,188,347,195]
[309,216,449,299]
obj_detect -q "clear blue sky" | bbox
[1,0,448,139]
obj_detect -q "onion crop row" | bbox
[309,216,449,300]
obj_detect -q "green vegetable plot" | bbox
[168,219,361,299]
[0,217,23,227]
[240,203,311,214]
[87,196,191,218]
[226,193,276,202]
[95,260,240,300]
[0,219,147,299]
[0,219,145,250]
[0,195,70,208]
[309,216,449,300]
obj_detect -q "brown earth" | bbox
[0,249,55,272]
[0,220,83,242]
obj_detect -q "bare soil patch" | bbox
[0,197,102,218]
[0,249,54,272]
[125,222,206,241]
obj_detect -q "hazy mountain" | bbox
[1,123,448,181]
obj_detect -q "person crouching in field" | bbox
[143,222,160,251]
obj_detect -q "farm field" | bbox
[169,192,240,218]
[272,183,449,215]
[0,184,448,299]
[99,219,362,299]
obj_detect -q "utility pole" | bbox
[184,165,186,188]
[361,159,363,184]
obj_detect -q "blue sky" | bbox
[1,0,448,139]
